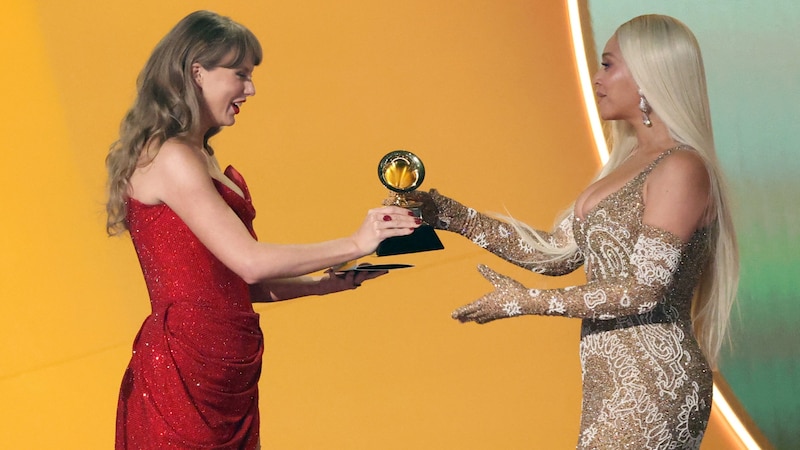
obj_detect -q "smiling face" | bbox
[593,35,641,124]
[193,57,256,129]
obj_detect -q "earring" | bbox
[638,89,653,127]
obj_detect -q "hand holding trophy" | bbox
[376,150,444,256]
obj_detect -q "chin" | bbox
[597,110,619,122]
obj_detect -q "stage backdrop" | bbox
[0,0,763,448]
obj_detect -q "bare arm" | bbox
[132,141,419,284]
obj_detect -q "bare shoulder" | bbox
[154,139,208,172]
[130,139,213,204]
[152,140,212,182]
[643,148,712,239]
[648,148,710,191]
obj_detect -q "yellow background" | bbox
[0,1,743,448]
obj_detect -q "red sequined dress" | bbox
[116,166,263,449]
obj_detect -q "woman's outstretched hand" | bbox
[351,205,421,255]
[451,264,529,324]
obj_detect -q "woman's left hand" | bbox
[451,265,528,324]
[318,268,388,295]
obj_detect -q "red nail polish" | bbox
[414,218,422,224]
[383,215,392,221]
[408,211,415,216]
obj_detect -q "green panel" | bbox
[588,2,800,448]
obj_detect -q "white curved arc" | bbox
[566,0,609,165]
[713,383,764,449]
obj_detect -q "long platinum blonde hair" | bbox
[510,15,738,368]
[105,10,262,235]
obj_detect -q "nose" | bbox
[245,80,256,97]
[592,71,601,85]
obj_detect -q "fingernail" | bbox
[414,218,422,224]
[408,211,415,216]
[383,215,392,221]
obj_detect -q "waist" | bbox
[143,302,263,362]
[151,301,259,322]
[580,305,692,337]
[147,283,253,313]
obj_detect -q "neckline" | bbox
[126,181,244,208]
[127,165,249,208]
[212,177,246,201]
[219,165,250,202]
[575,145,685,221]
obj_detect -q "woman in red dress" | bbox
[105,11,420,449]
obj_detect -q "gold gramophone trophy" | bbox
[376,150,444,256]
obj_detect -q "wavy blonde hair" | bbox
[510,15,738,368]
[105,10,262,235]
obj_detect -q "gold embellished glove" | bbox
[427,190,583,276]
[399,190,441,227]
[452,225,686,323]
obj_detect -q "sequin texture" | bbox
[437,149,713,449]
[116,166,264,449]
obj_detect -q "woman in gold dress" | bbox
[416,14,739,449]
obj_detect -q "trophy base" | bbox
[376,224,444,256]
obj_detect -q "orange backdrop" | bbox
[0,1,741,448]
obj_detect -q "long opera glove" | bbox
[452,225,686,323]
[428,190,584,276]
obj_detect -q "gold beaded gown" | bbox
[432,148,713,449]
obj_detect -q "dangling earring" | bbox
[638,89,653,127]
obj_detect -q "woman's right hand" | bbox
[404,189,441,227]
[350,206,421,255]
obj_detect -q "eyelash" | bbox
[600,62,610,70]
